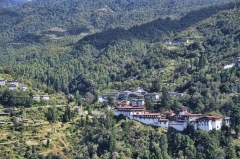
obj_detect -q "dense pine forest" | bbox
[0,0,240,158]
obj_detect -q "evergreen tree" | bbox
[109,121,116,152]
[199,53,207,68]
[46,139,50,148]
[145,98,154,112]
[159,134,170,159]
[46,107,57,123]
[156,150,163,159]
[225,144,237,159]
[230,106,240,137]
[162,87,171,110]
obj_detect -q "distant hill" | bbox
[0,0,30,9]
[0,0,233,43]
[0,1,238,96]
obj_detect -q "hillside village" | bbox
[0,78,50,100]
[98,88,184,104]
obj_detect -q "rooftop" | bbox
[115,105,144,109]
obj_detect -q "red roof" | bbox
[164,110,174,115]
[196,116,222,121]
[144,110,150,114]
[205,116,222,119]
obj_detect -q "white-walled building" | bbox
[8,84,17,90]
[151,93,159,101]
[225,117,231,127]
[223,63,236,69]
[132,99,145,106]
[0,78,5,86]
[33,95,41,100]
[20,86,27,91]
[169,92,184,97]
[144,93,159,101]
[41,95,50,100]
[7,81,19,87]
[114,105,226,132]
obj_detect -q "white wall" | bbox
[223,63,235,69]
[9,86,17,90]
[114,109,224,132]
[132,116,159,125]
[212,120,222,130]
[169,121,187,131]
[132,100,137,106]
[0,81,5,86]
[197,121,212,132]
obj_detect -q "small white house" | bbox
[33,95,41,100]
[0,78,5,86]
[41,95,50,100]
[7,81,19,87]
[225,117,231,127]
[8,84,17,90]
[144,93,159,101]
[98,96,105,103]
[20,86,27,91]
[169,92,184,97]
[132,99,145,106]
[151,93,159,101]
[144,94,152,99]
[132,99,138,106]
[138,99,145,106]
[167,38,189,46]
[223,63,236,69]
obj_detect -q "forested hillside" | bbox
[0,0,232,44]
[0,1,240,158]
[0,1,240,117]
[0,0,29,9]
[0,2,235,95]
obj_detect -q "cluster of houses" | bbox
[0,113,13,125]
[223,57,240,69]
[0,113,42,125]
[16,117,42,125]
[33,95,50,100]
[99,88,184,107]
[98,88,159,103]
[114,103,230,132]
[0,78,50,100]
[0,79,28,91]
[165,38,189,46]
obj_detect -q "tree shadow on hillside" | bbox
[76,2,235,50]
